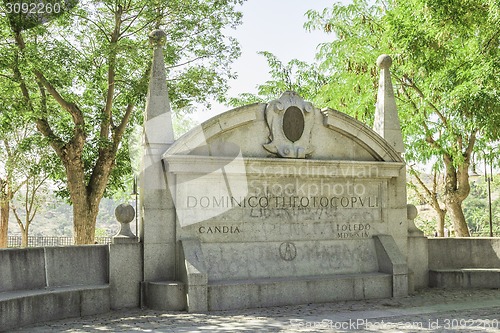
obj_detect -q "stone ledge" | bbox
[0,285,110,331]
[165,155,405,178]
[209,272,390,286]
[207,272,393,311]
[0,284,109,301]
[429,269,500,289]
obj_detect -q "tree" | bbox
[305,0,500,236]
[0,78,56,247]
[0,69,37,246]
[229,51,329,107]
[11,165,51,248]
[407,167,447,236]
[0,146,13,247]
[2,0,243,244]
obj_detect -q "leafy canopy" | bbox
[305,0,500,167]
[1,0,244,199]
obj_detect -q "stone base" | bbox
[207,273,392,311]
[429,269,500,289]
[142,281,186,311]
[112,236,139,244]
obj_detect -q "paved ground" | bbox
[9,289,500,332]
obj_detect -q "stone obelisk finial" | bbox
[373,54,404,154]
[139,30,177,281]
[144,29,174,145]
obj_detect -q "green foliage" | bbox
[305,0,500,166]
[94,227,108,238]
[229,51,330,107]
[227,0,500,236]
[1,0,243,200]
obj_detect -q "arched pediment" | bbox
[164,91,402,163]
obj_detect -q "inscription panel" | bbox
[180,220,376,242]
[203,239,379,281]
[176,176,385,230]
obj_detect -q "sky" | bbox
[191,0,344,123]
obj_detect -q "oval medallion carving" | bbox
[282,106,304,142]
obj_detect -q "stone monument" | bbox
[139,31,427,311]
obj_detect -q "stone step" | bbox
[429,269,500,289]
[207,272,393,311]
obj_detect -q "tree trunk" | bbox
[441,149,472,237]
[445,198,470,237]
[436,209,446,237]
[66,155,108,245]
[72,200,99,245]
[21,226,29,248]
[67,171,99,245]
[0,200,9,248]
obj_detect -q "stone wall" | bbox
[0,243,141,330]
[428,238,500,269]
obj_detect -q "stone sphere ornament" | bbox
[377,54,393,69]
[149,29,167,47]
[407,204,423,236]
[114,204,136,238]
[407,204,418,220]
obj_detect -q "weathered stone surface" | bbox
[109,243,142,309]
[373,54,404,154]
[139,28,176,285]
[0,246,110,331]
[142,281,186,311]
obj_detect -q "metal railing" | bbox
[7,236,112,247]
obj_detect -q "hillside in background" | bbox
[8,195,136,238]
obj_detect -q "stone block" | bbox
[466,269,500,288]
[207,273,392,311]
[44,246,108,287]
[143,281,186,310]
[374,235,408,275]
[428,238,500,269]
[429,269,500,289]
[141,208,176,243]
[407,235,428,290]
[141,189,175,210]
[80,286,111,316]
[0,286,110,331]
[360,274,393,299]
[392,274,409,298]
[200,240,379,281]
[0,248,46,292]
[109,243,142,309]
[143,242,176,281]
[187,285,208,312]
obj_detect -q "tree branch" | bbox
[72,12,111,43]
[101,5,123,142]
[166,56,207,69]
[410,167,434,201]
[11,204,25,233]
[403,75,449,127]
[113,103,134,147]
[35,80,67,157]
[465,129,478,162]
[34,71,85,127]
